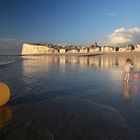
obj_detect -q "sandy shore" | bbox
[0,54,140,140]
[1,51,140,57]
[102,51,140,56]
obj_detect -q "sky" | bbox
[0,0,140,46]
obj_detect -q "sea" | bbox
[0,55,22,67]
[0,54,140,140]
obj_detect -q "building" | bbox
[79,47,88,53]
[102,46,113,52]
[21,42,140,55]
[69,48,79,53]
[135,44,140,51]
[119,47,127,52]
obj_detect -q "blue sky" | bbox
[0,0,140,45]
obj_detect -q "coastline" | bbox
[1,51,140,57]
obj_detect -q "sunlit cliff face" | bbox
[21,44,54,55]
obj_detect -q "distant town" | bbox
[22,42,140,55]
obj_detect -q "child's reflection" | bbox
[124,82,131,101]
[123,82,138,102]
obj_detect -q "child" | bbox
[124,58,134,82]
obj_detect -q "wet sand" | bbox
[102,51,140,56]
[0,54,140,140]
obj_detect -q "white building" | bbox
[70,48,79,53]
[135,44,140,51]
[59,48,66,53]
[119,47,126,52]
[79,47,88,53]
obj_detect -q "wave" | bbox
[0,60,17,66]
[0,56,22,67]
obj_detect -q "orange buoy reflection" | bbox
[0,106,13,128]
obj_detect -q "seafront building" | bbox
[21,42,140,55]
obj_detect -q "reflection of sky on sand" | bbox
[21,55,140,90]
[1,55,140,139]
[109,69,123,81]
[0,106,13,129]
[21,55,140,94]
[21,56,104,73]
[22,55,140,71]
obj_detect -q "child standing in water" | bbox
[124,58,134,82]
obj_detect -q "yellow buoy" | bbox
[0,82,10,107]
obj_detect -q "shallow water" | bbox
[0,55,140,140]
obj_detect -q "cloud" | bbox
[100,27,140,46]
[104,9,116,16]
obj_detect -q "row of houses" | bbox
[21,43,140,55]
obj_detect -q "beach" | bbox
[0,53,140,140]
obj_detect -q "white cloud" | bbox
[100,27,140,46]
[104,9,116,16]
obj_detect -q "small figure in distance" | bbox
[124,58,134,83]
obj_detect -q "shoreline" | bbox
[0,51,140,57]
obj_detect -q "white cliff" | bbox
[21,43,54,55]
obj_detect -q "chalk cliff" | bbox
[21,43,54,55]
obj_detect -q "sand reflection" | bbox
[0,106,13,128]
